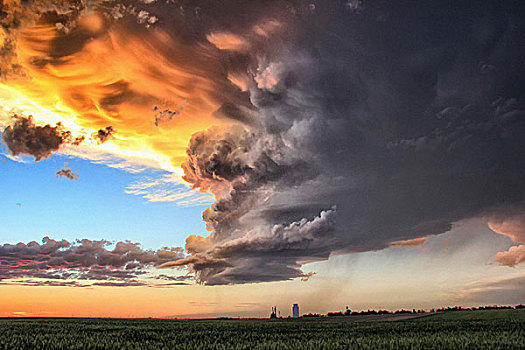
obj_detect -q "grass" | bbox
[0,309,523,349]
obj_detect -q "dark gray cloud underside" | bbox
[1,116,71,161]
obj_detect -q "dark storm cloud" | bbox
[165,0,525,284]
[1,115,88,160]
[161,208,335,284]
[2,0,524,285]
[2,115,74,160]
[0,237,185,286]
[1,115,118,162]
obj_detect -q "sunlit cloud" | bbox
[0,1,241,206]
[488,207,525,267]
[0,237,193,288]
[390,238,427,248]
[495,245,525,267]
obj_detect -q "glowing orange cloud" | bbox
[1,14,245,172]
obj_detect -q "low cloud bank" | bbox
[0,237,188,287]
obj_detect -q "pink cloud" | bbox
[390,237,426,247]
[488,209,525,244]
[0,237,188,286]
[252,19,282,38]
[488,207,525,267]
[495,245,525,267]
[206,32,250,51]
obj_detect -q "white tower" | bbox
[292,304,299,318]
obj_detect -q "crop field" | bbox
[0,309,524,349]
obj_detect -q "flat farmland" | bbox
[0,309,523,349]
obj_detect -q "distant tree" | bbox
[327,312,344,317]
[394,309,411,314]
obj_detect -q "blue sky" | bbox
[0,151,208,250]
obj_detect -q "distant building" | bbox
[292,304,299,318]
[270,306,277,319]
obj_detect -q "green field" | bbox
[0,309,524,349]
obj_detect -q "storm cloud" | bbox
[1,115,113,161]
[165,0,525,284]
[2,115,74,161]
[1,0,524,285]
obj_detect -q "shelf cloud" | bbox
[168,0,525,284]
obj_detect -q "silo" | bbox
[292,304,299,318]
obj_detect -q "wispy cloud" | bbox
[449,274,525,304]
[125,173,213,207]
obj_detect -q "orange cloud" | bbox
[207,32,251,51]
[390,237,426,247]
[2,15,245,174]
[488,208,525,267]
[488,217,525,244]
[252,19,282,38]
[495,245,525,267]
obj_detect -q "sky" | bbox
[0,0,524,318]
